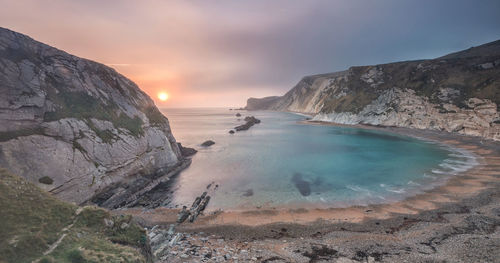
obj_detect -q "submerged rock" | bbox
[201,140,215,147]
[236,113,242,117]
[292,173,311,196]
[242,189,254,197]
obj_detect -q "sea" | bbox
[160,108,477,211]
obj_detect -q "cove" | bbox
[162,108,477,210]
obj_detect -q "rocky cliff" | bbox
[246,40,500,141]
[0,27,187,207]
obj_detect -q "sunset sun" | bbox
[158,92,169,101]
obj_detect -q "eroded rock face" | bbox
[313,89,500,140]
[246,39,500,141]
[0,27,184,205]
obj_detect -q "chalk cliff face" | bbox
[246,40,500,141]
[0,27,186,206]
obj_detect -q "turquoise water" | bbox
[161,108,477,210]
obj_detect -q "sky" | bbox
[1,0,499,108]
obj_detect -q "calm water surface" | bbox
[161,108,477,210]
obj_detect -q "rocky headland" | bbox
[0,27,190,208]
[245,39,500,141]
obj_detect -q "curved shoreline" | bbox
[120,122,500,262]
[124,122,499,228]
[184,122,498,226]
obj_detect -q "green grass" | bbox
[43,90,145,139]
[0,169,149,263]
[143,106,167,127]
[47,207,148,263]
[0,127,45,142]
[0,169,76,263]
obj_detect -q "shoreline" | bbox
[123,121,499,228]
[199,121,497,225]
[119,121,500,262]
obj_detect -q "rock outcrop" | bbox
[246,39,500,141]
[234,116,261,131]
[177,143,197,157]
[0,27,187,206]
[201,140,215,147]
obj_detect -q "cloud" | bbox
[1,0,499,107]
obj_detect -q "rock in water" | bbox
[201,140,215,147]
[177,206,190,223]
[242,189,254,197]
[234,116,261,131]
[177,142,197,157]
[291,173,311,196]
[236,113,241,117]
[0,27,186,206]
[229,130,235,134]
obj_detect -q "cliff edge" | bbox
[246,40,500,140]
[0,27,187,207]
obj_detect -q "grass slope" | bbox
[0,169,150,263]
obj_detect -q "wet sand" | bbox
[120,123,500,262]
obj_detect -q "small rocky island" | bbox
[234,116,261,131]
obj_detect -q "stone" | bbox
[104,218,114,227]
[177,142,197,157]
[167,224,175,235]
[201,140,215,147]
[177,206,190,223]
[169,233,183,246]
[479,62,494,69]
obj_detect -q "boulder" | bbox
[201,140,215,147]
[177,143,197,157]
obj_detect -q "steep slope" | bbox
[246,40,500,140]
[0,27,187,207]
[0,169,150,263]
[245,96,281,110]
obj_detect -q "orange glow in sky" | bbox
[2,1,497,107]
[0,1,284,108]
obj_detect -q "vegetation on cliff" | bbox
[0,169,150,263]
